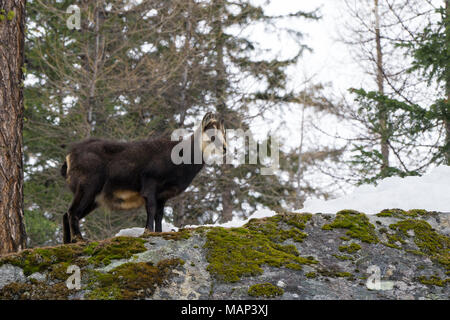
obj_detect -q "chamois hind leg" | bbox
[68,180,101,243]
[155,200,166,233]
[63,213,71,244]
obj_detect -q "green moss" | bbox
[283,212,312,230]
[0,237,147,277]
[389,219,450,269]
[49,262,71,280]
[7,10,15,21]
[204,223,317,282]
[305,272,317,278]
[332,254,354,261]
[87,237,147,267]
[0,238,143,276]
[322,210,378,244]
[381,233,406,249]
[87,258,184,300]
[245,215,308,243]
[83,242,100,256]
[318,269,354,279]
[417,275,449,287]
[338,243,361,254]
[376,208,431,218]
[0,243,87,276]
[0,281,71,300]
[407,209,430,216]
[248,283,284,298]
[335,272,353,278]
[376,208,407,217]
[382,242,402,250]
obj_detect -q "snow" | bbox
[300,166,450,214]
[115,208,277,237]
[115,221,178,237]
[185,208,277,229]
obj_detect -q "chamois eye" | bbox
[211,136,216,142]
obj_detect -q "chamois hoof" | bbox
[71,235,87,243]
[142,229,156,237]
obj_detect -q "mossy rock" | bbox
[282,212,312,230]
[417,275,449,287]
[338,243,361,254]
[322,210,378,244]
[376,209,431,219]
[318,269,354,280]
[305,272,317,278]
[389,219,450,270]
[86,258,184,299]
[244,214,309,243]
[248,283,284,298]
[0,243,87,276]
[86,237,147,267]
[0,281,71,300]
[204,217,317,283]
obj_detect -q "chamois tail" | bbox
[61,161,67,178]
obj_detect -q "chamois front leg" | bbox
[142,180,157,234]
[155,200,166,233]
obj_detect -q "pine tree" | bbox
[0,0,27,254]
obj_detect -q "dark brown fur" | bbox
[61,113,225,243]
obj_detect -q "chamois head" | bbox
[200,112,227,161]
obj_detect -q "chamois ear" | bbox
[202,112,215,129]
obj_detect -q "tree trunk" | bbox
[445,0,450,165]
[0,0,27,254]
[374,0,390,173]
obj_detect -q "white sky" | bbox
[248,0,362,148]
[261,0,367,94]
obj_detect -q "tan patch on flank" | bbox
[113,190,145,210]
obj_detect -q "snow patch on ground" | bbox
[300,166,450,214]
[115,221,178,237]
[185,208,277,229]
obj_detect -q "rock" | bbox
[28,272,46,283]
[0,264,26,290]
[0,210,448,300]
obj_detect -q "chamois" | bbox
[61,113,226,243]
